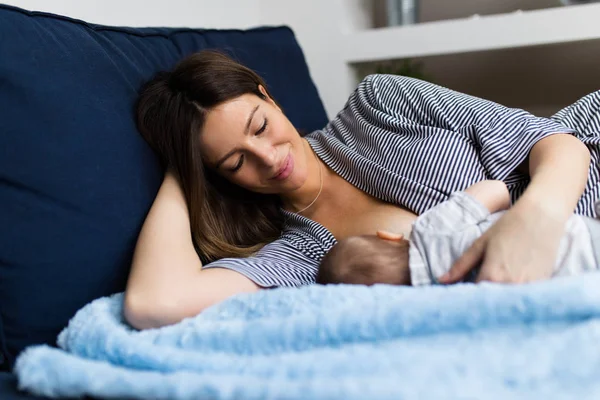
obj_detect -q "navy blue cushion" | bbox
[0,372,54,400]
[0,4,328,367]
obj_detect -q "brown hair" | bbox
[135,50,283,264]
[316,235,411,285]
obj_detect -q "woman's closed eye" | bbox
[229,155,244,173]
[256,118,268,136]
[228,118,269,173]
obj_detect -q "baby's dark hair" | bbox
[316,235,411,286]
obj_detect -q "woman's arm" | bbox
[363,74,578,182]
[440,133,590,284]
[516,133,590,222]
[124,171,259,330]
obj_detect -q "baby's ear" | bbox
[376,230,404,242]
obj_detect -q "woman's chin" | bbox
[257,168,307,195]
[289,171,309,189]
[274,178,304,196]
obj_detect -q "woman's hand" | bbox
[440,133,590,284]
[438,198,565,284]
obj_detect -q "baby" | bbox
[316,180,600,286]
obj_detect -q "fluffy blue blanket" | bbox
[14,273,600,399]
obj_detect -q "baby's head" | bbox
[316,231,411,286]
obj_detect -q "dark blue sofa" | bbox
[0,4,328,398]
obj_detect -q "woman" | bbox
[125,50,599,329]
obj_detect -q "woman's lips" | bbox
[271,153,293,181]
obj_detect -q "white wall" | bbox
[258,0,362,118]
[2,0,260,28]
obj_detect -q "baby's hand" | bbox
[376,230,412,286]
[376,230,404,241]
[464,180,510,214]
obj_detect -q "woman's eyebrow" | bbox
[215,105,260,169]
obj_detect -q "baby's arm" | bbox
[463,180,510,214]
[408,181,508,286]
[410,182,504,234]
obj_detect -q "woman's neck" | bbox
[281,139,327,214]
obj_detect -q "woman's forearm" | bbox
[124,171,203,324]
[442,133,590,284]
[124,171,260,329]
[516,133,590,219]
[127,171,201,286]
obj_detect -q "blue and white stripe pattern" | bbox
[204,74,600,288]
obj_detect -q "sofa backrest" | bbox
[0,3,328,370]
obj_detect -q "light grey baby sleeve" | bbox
[409,191,499,286]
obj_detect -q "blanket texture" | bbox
[14,273,600,399]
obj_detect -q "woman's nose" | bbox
[254,143,277,167]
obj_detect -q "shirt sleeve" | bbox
[361,74,577,180]
[411,191,491,233]
[408,192,496,286]
[202,237,319,288]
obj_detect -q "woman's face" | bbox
[199,86,310,195]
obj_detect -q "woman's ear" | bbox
[258,84,268,98]
[258,85,281,111]
[376,230,404,242]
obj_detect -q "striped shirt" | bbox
[203,74,600,288]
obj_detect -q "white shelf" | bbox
[343,3,600,64]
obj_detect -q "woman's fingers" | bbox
[474,263,511,283]
[438,237,486,284]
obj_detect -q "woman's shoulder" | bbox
[356,73,406,87]
[340,73,428,117]
[317,74,422,136]
[356,73,424,95]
